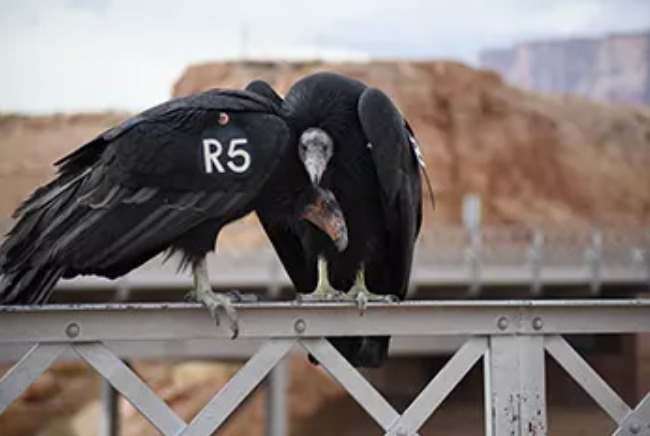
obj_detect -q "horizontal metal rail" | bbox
[53,262,650,290]
[1,299,649,436]
[1,300,649,344]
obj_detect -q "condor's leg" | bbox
[188,256,241,338]
[297,256,345,302]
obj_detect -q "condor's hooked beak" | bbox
[302,187,348,252]
[304,155,327,185]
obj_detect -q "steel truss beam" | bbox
[1,300,649,344]
[1,300,649,436]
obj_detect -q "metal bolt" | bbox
[294,319,306,334]
[532,317,544,331]
[395,428,408,436]
[628,422,641,434]
[497,316,509,330]
[65,322,80,339]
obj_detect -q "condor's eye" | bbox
[298,142,307,159]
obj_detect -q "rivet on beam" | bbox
[65,322,81,339]
[293,319,306,334]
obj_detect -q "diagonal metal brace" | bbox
[300,338,404,432]
[181,339,295,436]
[74,342,186,436]
[385,337,488,436]
[546,335,631,424]
[0,343,68,415]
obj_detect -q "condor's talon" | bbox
[345,268,397,315]
[191,257,240,339]
[222,301,240,339]
[345,287,396,315]
[356,291,368,315]
[226,289,259,303]
[192,288,240,339]
[345,287,372,314]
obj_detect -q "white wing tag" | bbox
[203,137,251,174]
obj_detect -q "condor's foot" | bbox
[345,287,398,314]
[344,269,398,315]
[297,256,345,302]
[189,257,257,339]
[297,285,346,302]
[187,288,241,339]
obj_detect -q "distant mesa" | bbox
[479,31,650,106]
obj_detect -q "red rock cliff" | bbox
[173,60,650,226]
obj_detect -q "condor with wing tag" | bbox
[0,88,349,340]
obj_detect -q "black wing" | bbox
[0,89,291,304]
[358,87,423,295]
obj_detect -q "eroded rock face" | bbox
[0,62,650,225]
[2,60,649,227]
[480,32,650,106]
[173,60,650,226]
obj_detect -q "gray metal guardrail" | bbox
[1,299,649,435]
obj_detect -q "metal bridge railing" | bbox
[1,300,649,435]
[3,220,648,295]
[38,225,649,297]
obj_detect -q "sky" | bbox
[1,0,649,113]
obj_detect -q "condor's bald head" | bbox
[298,127,333,185]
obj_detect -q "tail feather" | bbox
[12,167,91,219]
[0,178,85,270]
[1,195,75,304]
[1,131,110,305]
[0,264,64,304]
[1,171,91,305]
[1,205,68,304]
